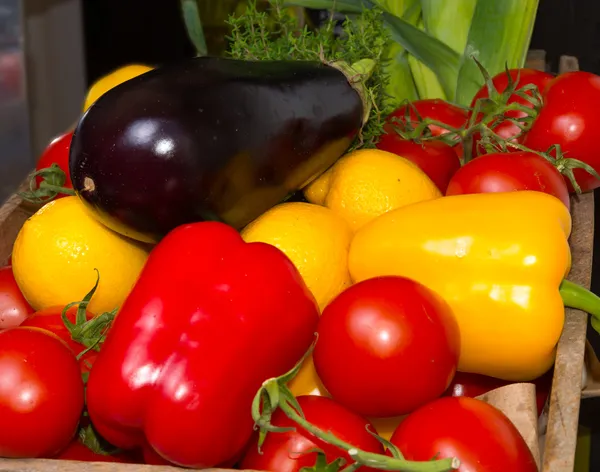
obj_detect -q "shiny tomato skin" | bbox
[470,69,554,156]
[240,395,384,472]
[445,151,570,209]
[314,276,461,418]
[20,305,98,375]
[385,99,468,138]
[470,68,554,111]
[0,327,85,458]
[35,130,74,190]
[522,71,600,192]
[0,266,34,329]
[390,396,537,472]
[375,137,461,193]
[445,369,553,416]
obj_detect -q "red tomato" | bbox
[20,305,98,375]
[313,276,461,418]
[445,369,553,416]
[35,130,74,192]
[0,327,85,458]
[385,99,468,139]
[390,397,538,472]
[240,395,384,472]
[445,151,570,210]
[522,71,600,193]
[0,265,34,329]
[375,137,461,193]
[470,69,554,145]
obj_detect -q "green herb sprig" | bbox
[226,0,393,150]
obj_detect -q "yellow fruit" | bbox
[289,354,329,397]
[241,202,352,311]
[83,64,153,112]
[12,196,150,314]
[304,148,442,232]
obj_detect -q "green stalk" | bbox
[407,18,446,100]
[384,45,420,104]
[275,396,458,471]
[560,279,600,334]
[253,379,459,471]
[379,0,421,104]
[560,279,600,318]
[420,0,477,54]
[251,343,460,472]
[454,0,540,105]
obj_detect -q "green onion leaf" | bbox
[180,0,208,56]
[454,0,540,105]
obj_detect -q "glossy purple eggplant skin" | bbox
[69,56,363,243]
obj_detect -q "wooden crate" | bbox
[0,53,597,472]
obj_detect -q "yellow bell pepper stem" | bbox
[560,279,600,329]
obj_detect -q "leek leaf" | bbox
[181,0,207,56]
[382,11,460,101]
[454,0,540,105]
[408,19,446,100]
[421,0,477,54]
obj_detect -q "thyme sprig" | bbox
[226,0,393,149]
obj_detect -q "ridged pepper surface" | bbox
[85,221,319,468]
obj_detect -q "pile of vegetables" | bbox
[2,1,600,471]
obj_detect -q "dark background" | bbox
[81,0,600,467]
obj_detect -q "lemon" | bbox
[304,148,442,232]
[12,196,150,314]
[83,64,153,112]
[241,202,352,310]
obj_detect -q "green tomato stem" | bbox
[273,385,459,472]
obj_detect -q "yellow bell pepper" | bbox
[348,190,599,381]
[83,64,153,112]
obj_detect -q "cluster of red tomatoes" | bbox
[1,67,597,472]
[377,68,600,208]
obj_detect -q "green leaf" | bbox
[384,45,419,104]
[282,0,367,13]
[381,11,461,101]
[299,451,345,472]
[454,0,540,105]
[79,424,122,456]
[181,0,208,56]
[285,0,461,101]
[407,18,446,100]
[421,0,477,54]
[379,0,420,103]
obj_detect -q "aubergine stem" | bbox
[560,279,600,334]
[251,343,460,472]
[329,58,376,127]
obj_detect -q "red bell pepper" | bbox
[85,221,319,468]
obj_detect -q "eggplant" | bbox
[69,56,374,243]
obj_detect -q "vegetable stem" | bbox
[252,349,460,472]
[560,279,600,319]
[329,59,376,126]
